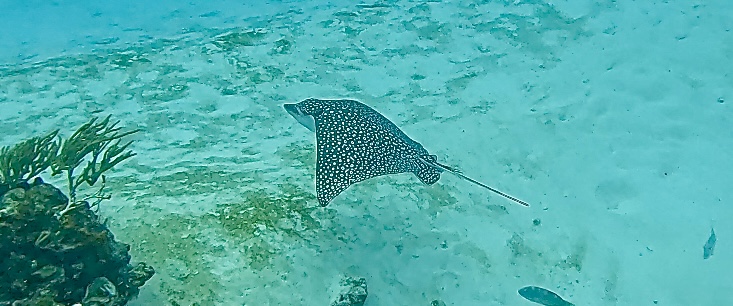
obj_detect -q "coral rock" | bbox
[330,276,368,306]
[0,183,154,306]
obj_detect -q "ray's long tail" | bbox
[422,157,530,207]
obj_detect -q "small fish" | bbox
[518,286,574,306]
[703,227,716,259]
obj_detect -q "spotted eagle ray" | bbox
[284,98,530,207]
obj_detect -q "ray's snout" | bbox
[284,103,316,132]
[283,103,302,118]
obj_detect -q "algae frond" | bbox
[214,184,320,269]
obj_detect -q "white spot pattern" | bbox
[293,98,442,206]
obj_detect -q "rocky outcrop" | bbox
[0,182,154,306]
[330,276,368,306]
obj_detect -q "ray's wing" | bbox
[414,155,442,185]
[314,111,421,206]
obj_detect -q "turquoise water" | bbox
[1,1,731,305]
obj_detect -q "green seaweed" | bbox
[410,74,426,80]
[422,184,459,216]
[213,184,319,269]
[108,50,151,68]
[133,166,265,197]
[121,213,222,306]
[216,185,319,238]
[0,130,60,186]
[507,233,542,261]
[141,83,190,102]
[445,72,479,92]
[248,66,284,84]
[556,240,587,272]
[271,38,293,54]
[213,29,268,50]
[1,116,138,218]
[275,142,314,171]
[417,22,452,42]
[454,242,493,271]
[51,116,138,205]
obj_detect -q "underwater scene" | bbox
[0,0,730,305]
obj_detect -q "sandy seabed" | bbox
[1,0,731,305]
